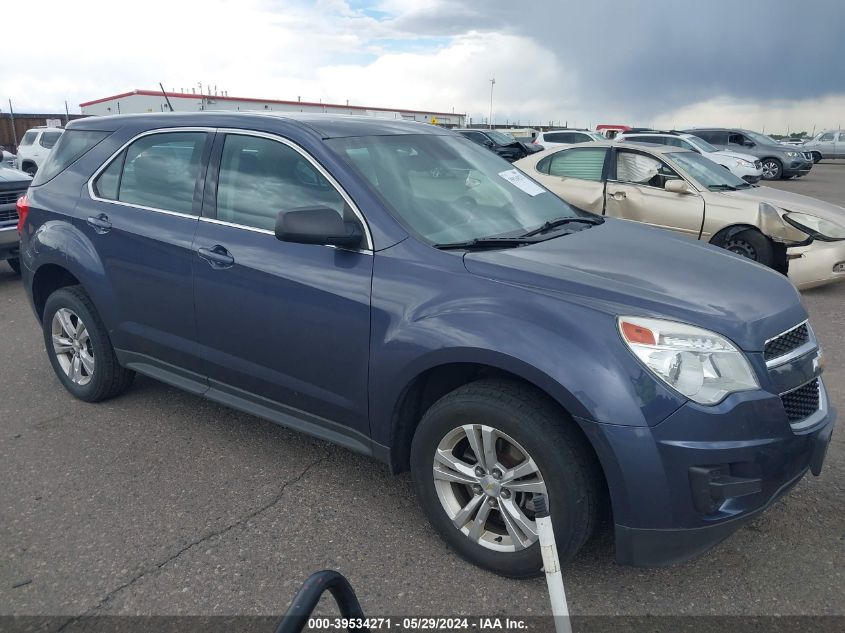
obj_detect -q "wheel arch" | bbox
[709,223,788,274]
[388,360,603,477]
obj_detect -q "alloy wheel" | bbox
[51,308,95,386]
[432,424,547,552]
[761,161,779,179]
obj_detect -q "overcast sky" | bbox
[3,0,844,133]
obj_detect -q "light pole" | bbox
[489,78,495,129]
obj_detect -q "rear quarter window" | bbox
[19,130,37,146]
[32,130,110,186]
[39,131,63,149]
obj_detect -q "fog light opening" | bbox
[833,261,845,273]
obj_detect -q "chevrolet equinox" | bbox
[18,113,836,577]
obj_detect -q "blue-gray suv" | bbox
[17,112,835,577]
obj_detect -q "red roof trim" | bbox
[79,89,465,118]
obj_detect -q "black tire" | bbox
[811,152,822,164]
[23,163,37,177]
[761,158,783,180]
[7,258,21,275]
[717,228,777,268]
[410,379,603,578]
[42,285,135,402]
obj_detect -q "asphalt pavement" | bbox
[1,164,843,620]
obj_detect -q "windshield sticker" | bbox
[498,169,545,196]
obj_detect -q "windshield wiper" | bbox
[520,216,604,238]
[708,184,738,191]
[434,236,536,250]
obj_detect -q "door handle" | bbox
[197,245,235,269]
[86,213,112,234]
[610,191,627,200]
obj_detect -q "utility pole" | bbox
[8,99,17,147]
[489,78,495,129]
[64,100,70,124]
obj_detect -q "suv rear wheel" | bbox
[410,379,602,578]
[42,286,134,402]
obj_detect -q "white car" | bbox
[616,131,763,183]
[533,129,606,148]
[15,127,64,176]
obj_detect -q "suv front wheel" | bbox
[410,379,602,578]
[42,286,135,402]
[761,158,783,180]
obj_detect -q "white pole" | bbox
[534,495,572,633]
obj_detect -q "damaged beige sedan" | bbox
[514,141,845,288]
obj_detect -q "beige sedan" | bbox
[514,141,845,289]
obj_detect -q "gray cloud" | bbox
[384,0,845,119]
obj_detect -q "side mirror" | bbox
[664,179,692,194]
[276,207,363,248]
[743,140,755,148]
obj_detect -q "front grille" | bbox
[0,209,17,223]
[764,323,809,361]
[0,190,26,205]
[754,160,762,169]
[781,379,820,423]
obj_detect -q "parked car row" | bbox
[615,130,764,183]
[13,113,836,579]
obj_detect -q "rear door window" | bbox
[538,147,608,181]
[93,131,208,215]
[543,132,574,143]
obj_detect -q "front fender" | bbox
[368,241,685,448]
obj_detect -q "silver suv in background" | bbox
[616,130,763,183]
[533,129,605,147]
[14,127,64,176]
[684,128,813,180]
[802,130,845,163]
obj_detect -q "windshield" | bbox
[666,151,749,190]
[744,130,779,146]
[486,130,518,146]
[326,134,593,245]
[685,136,719,153]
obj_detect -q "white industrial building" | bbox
[79,89,466,127]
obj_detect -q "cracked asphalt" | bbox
[1,164,843,619]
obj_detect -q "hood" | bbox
[0,165,32,185]
[714,150,759,163]
[463,218,805,351]
[723,186,845,225]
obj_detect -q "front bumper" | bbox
[787,239,845,289]
[783,158,813,176]
[578,376,836,566]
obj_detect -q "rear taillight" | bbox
[16,194,29,233]
[532,139,539,144]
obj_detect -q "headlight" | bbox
[784,212,845,240]
[732,158,752,167]
[618,317,759,405]
[785,151,800,157]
